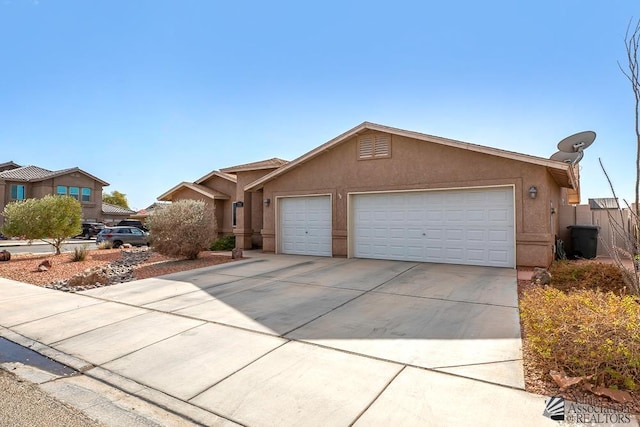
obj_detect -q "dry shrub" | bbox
[549,261,629,294]
[72,245,88,262]
[147,200,217,260]
[521,287,640,391]
[97,241,113,250]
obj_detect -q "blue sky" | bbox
[1,1,638,210]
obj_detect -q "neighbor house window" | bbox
[81,187,91,202]
[358,133,391,159]
[56,185,67,196]
[69,187,79,200]
[10,184,25,200]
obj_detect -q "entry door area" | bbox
[351,187,515,267]
[279,196,332,256]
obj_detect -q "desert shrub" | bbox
[146,200,217,260]
[210,235,235,251]
[97,241,113,250]
[72,245,88,262]
[520,286,640,390]
[549,261,629,294]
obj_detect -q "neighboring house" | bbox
[160,122,580,267]
[102,202,137,225]
[0,162,109,226]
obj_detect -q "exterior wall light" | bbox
[234,201,244,208]
[264,198,271,206]
[528,186,538,199]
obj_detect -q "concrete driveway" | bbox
[0,253,558,426]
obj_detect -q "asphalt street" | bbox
[0,240,94,255]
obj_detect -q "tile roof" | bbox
[0,161,21,170]
[102,202,136,215]
[0,165,57,181]
[220,158,288,173]
[0,165,109,185]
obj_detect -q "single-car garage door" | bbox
[352,187,514,267]
[279,196,332,256]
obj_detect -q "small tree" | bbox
[103,190,130,209]
[1,195,82,255]
[147,200,217,259]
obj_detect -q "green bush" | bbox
[520,287,640,390]
[72,245,88,262]
[210,235,236,251]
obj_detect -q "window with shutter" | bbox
[358,133,391,160]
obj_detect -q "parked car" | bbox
[96,226,150,248]
[116,219,148,232]
[77,222,105,239]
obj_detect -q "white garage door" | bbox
[352,187,514,267]
[279,196,332,256]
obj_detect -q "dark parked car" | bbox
[117,219,148,231]
[78,222,105,239]
[96,226,150,248]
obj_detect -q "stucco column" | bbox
[234,191,253,249]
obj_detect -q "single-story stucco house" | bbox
[158,122,580,268]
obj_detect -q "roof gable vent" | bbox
[358,133,391,160]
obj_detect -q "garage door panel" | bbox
[353,188,514,267]
[279,196,332,257]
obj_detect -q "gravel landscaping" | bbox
[0,247,236,291]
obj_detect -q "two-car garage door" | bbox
[278,187,515,267]
[352,187,515,267]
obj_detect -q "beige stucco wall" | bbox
[199,176,236,236]
[258,132,566,267]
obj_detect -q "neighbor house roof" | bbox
[194,170,238,185]
[588,198,620,210]
[0,161,21,170]
[220,158,288,173]
[0,165,109,186]
[102,202,136,216]
[157,182,231,202]
[245,122,578,191]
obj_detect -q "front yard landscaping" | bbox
[519,260,640,414]
[0,246,236,290]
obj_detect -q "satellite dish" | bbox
[550,151,582,163]
[557,131,596,153]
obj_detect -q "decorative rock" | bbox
[45,247,154,292]
[232,248,243,259]
[37,259,52,272]
[531,267,552,285]
[0,250,10,261]
[121,243,133,249]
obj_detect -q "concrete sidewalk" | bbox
[0,255,636,426]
